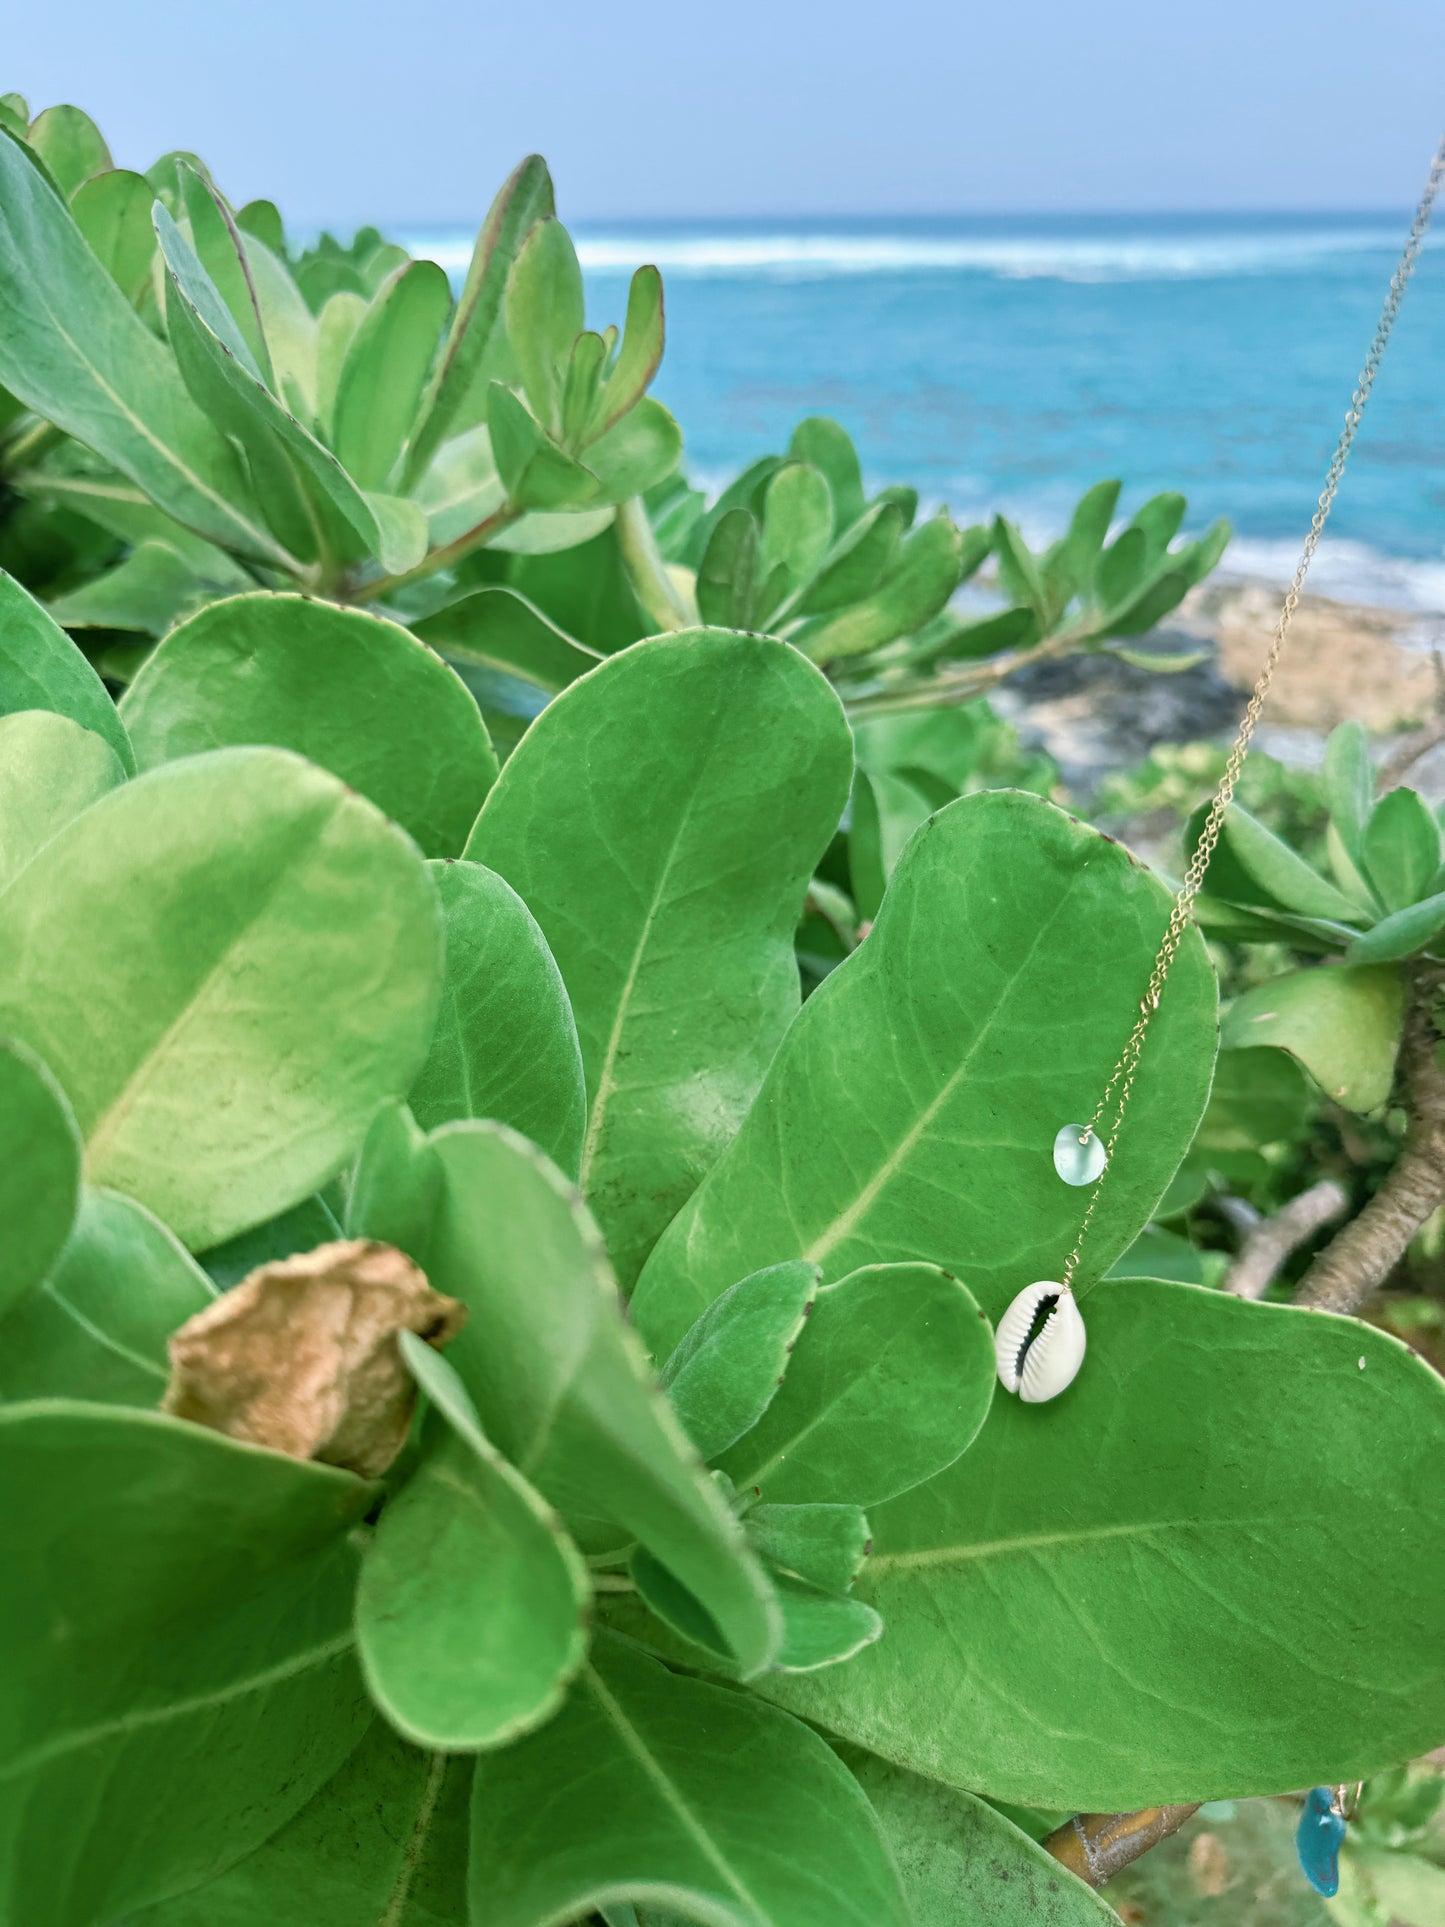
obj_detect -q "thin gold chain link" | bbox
[1063,136,1445,1298]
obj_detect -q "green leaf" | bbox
[465,630,854,1286]
[314,288,368,437]
[409,859,587,1175]
[346,1101,444,1262]
[716,1263,995,1507]
[0,1186,215,1403]
[412,585,603,694]
[760,461,834,599]
[404,154,555,487]
[993,515,1049,620]
[660,1260,821,1461]
[849,1754,1117,1926]
[1363,786,1441,913]
[468,1632,910,1927]
[120,592,497,857]
[792,513,965,662]
[788,416,866,528]
[358,1337,590,1750]
[333,259,451,488]
[696,505,760,627]
[155,205,423,575]
[1223,964,1405,1112]
[590,264,664,436]
[177,166,275,388]
[1094,524,1149,612]
[1191,802,1362,923]
[1049,479,1121,606]
[770,1574,883,1671]
[45,539,227,636]
[766,1281,1445,1807]
[367,1119,782,1677]
[633,790,1218,1359]
[0,710,125,892]
[0,135,287,566]
[243,235,319,424]
[0,1037,81,1317]
[70,167,155,303]
[0,568,135,770]
[1347,891,1445,964]
[0,1402,372,1927]
[0,746,443,1249]
[1325,720,1375,859]
[560,329,607,447]
[199,1192,343,1291]
[504,216,585,436]
[27,103,111,197]
[236,198,285,252]
[744,1502,872,1592]
[796,501,904,617]
[581,395,683,503]
[487,380,601,511]
[134,1724,472,1926]
[1129,489,1187,555]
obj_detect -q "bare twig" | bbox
[1380,719,1445,791]
[1042,1805,1202,1888]
[1224,1179,1350,1298]
[1296,962,1445,1313]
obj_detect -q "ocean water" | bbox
[403,213,1445,610]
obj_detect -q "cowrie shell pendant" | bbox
[995,1281,1087,1403]
[1053,1124,1106,1187]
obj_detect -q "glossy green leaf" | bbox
[634,790,1218,1359]
[404,154,555,487]
[346,1101,444,1261]
[591,264,664,436]
[768,1281,1445,1808]
[744,1502,872,1592]
[795,500,903,616]
[1348,891,1445,964]
[199,1192,343,1291]
[70,167,154,302]
[358,1339,590,1750]
[0,569,135,769]
[488,380,601,511]
[121,592,496,857]
[761,460,834,594]
[1130,489,1187,553]
[177,166,275,387]
[1050,479,1121,605]
[660,1260,821,1461]
[136,1723,472,1927]
[0,746,442,1249]
[27,103,110,196]
[244,234,320,423]
[1325,720,1375,859]
[505,216,585,434]
[793,513,965,662]
[0,1402,372,1927]
[696,505,760,627]
[45,538,227,636]
[466,630,854,1286]
[582,395,683,503]
[0,1038,81,1317]
[560,330,608,447]
[789,416,866,528]
[409,859,586,1174]
[1190,802,1361,923]
[0,134,287,566]
[0,1186,215,1403]
[314,288,368,436]
[717,1263,994,1507]
[1094,524,1149,611]
[468,1632,910,1927]
[0,710,125,892]
[771,1575,883,1672]
[235,198,285,251]
[849,1755,1117,1927]
[333,259,451,488]
[1223,964,1405,1112]
[993,516,1049,620]
[411,584,603,694]
[1363,786,1440,913]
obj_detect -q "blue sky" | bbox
[7,1,1443,224]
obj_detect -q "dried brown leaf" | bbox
[163,1238,466,1477]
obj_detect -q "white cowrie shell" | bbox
[994,1281,1087,1403]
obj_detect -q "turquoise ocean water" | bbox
[403,214,1445,609]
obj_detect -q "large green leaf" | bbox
[332,259,451,489]
[0,1187,215,1404]
[120,593,496,857]
[0,569,134,770]
[353,1120,781,1677]
[1222,964,1405,1113]
[468,1632,910,1927]
[0,710,125,892]
[0,1038,81,1317]
[358,1341,590,1750]
[848,1754,1117,1926]
[0,746,442,1249]
[409,859,586,1174]
[768,1281,1445,1808]
[135,1723,472,1926]
[633,789,1219,1358]
[0,1402,372,1926]
[716,1262,995,1507]
[27,104,111,196]
[0,133,290,567]
[466,630,854,1286]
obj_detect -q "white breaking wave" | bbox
[401,224,1427,284]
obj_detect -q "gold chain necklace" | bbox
[995,137,1445,1405]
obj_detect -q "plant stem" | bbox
[839,626,1087,718]
[1295,960,1445,1313]
[1223,1179,1349,1298]
[350,503,522,605]
[1041,1804,1202,1888]
[615,496,693,633]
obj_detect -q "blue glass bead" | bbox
[1295,1786,1346,1897]
[1053,1123,1106,1187]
